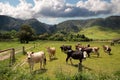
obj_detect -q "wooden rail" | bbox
[0,44,37,66]
[0,48,15,66]
[0,48,13,53]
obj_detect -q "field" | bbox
[79,26,120,39]
[0,40,120,80]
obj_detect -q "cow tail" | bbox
[43,54,46,65]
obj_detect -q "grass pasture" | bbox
[0,41,120,80]
[79,26,120,39]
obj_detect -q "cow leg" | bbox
[66,56,70,64]
[43,60,46,69]
[43,58,46,69]
[94,51,99,57]
[79,59,82,64]
[87,52,90,58]
[108,51,110,55]
[30,63,34,72]
[53,53,56,58]
[49,54,52,61]
[43,63,45,69]
[70,57,73,65]
[29,64,32,73]
[97,52,99,57]
[40,62,42,69]
[78,61,82,72]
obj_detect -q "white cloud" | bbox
[111,0,120,14]
[0,0,33,19]
[76,0,120,15]
[0,0,120,23]
[77,0,111,12]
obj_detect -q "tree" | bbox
[10,30,17,39]
[18,24,35,43]
[0,31,12,40]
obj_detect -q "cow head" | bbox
[27,52,34,60]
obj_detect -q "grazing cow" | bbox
[27,51,46,72]
[75,44,83,51]
[65,50,87,65]
[91,47,100,57]
[60,45,72,52]
[75,43,90,51]
[103,45,111,55]
[47,47,56,60]
[76,44,99,57]
[82,47,93,57]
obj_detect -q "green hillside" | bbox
[79,26,120,40]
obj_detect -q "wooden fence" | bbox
[0,48,15,66]
[0,45,35,66]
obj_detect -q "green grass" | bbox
[79,26,120,39]
[0,41,120,80]
[0,41,32,50]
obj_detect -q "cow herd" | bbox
[26,42,112,72]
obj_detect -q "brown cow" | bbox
[76,44,100,57]
[103,45,111,55]
[47,47,56,60]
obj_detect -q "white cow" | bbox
[27,51,46,72]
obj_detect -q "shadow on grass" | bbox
[68,64,92,71]
[82,65,92,71]
[50,57,58,62]
[32,68,47,75]
[109,53,113,55]
[104,52,113,55]
[89,56,102,59]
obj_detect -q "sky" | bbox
[0,0,120,24]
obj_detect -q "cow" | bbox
[27,51,46,72]
[103,45,111,55]
[65,50,87,65]
[91,47,100,57]
[46,47,56,60]
[75,44,83,51]
[60,45,72,52]
[75,44,99,57]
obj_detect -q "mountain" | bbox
[0,15,120,39]
[56,16,120,32]
[0,15,50,34]
[0,15,23,31]
[56,16,120,39]
[22,19,51,34]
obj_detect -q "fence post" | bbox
[12,48,15,63]
[23,46,26,55]
[9,48,15,66]
[34,42,36,48]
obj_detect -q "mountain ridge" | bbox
[0,15,120,36]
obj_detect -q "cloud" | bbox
[0,0,120,20]
[0,0,33,19]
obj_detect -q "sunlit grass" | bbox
[79,26,120,39]
[0,41,120,79]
